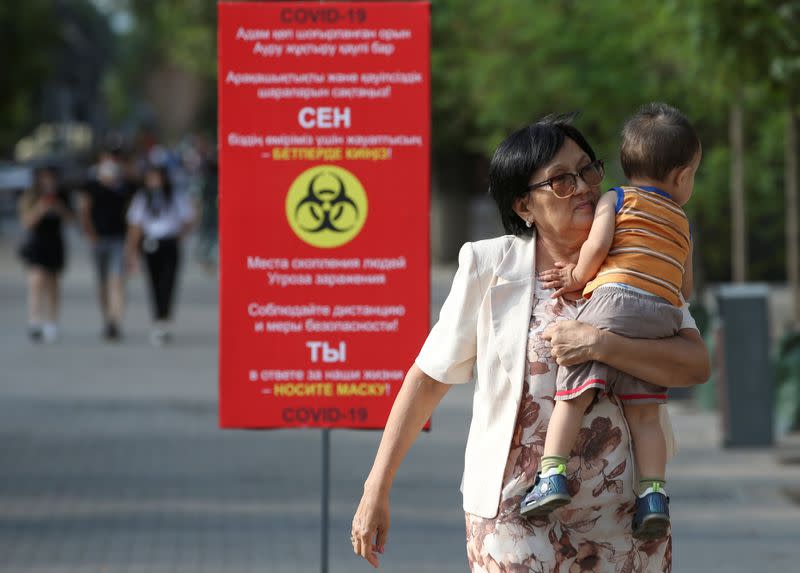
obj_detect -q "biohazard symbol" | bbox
[296,172,358,233]
[285,165,367,248]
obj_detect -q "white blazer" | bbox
[415,232,696,518]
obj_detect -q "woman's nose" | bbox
[574,177,596,197]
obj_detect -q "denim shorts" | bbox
[93,237,125,281]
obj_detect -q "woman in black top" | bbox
[17,167,73,342]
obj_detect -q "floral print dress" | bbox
[465,281,671,572]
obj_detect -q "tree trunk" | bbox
[786,106,800,327]
[146,63,207,140]
[730,96,747,282]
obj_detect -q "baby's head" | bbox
[621,103,701,205]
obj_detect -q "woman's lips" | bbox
[575,200,594,210]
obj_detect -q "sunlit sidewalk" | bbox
[0,233,799,573]
[667,403,800,572]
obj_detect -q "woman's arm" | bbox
[18,192,48,229]
[351,363,451,568]
[77,192,98,243]
[123,224,143,273]
[543,321,710,388]
[55,189,76,224]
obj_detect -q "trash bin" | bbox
[695,315,719,411]
[776,330,800,434]
[715,284,773,447]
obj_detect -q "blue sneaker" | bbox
[520,466,571,517]
[632,485,670,540]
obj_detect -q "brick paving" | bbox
[0,233,471,573]
[0,231,799,572]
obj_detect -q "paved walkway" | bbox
[0,231,799,572]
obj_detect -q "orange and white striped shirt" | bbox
[584,186,690,306]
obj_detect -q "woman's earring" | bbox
[525,219,532,228]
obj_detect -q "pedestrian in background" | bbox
[125,164,195,346]
[78,151,133,341]
[196,150,218,273]
[17,167,73,342]
[119,151,144,197]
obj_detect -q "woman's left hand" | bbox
[124,250,139,274]
[542,320,602,367]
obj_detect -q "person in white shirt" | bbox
[124,165,195,345]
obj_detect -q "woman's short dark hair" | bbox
[144,164,174,215]
[33,165,59,183]
[620,102,700,182]
[488,112,596,236]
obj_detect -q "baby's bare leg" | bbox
[521,389,597,516]
[543,390,597,459]
[623,402,666,487]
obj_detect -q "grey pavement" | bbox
[1,229,799,573]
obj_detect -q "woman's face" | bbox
[145,169,162,189]
[515,137,600,241]
[36,171,57,195]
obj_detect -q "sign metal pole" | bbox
[321,428,331,573]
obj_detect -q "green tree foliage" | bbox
[432,1,693,163]
[126,1,216,78]
[4,0,798,283]
[103,0,216,126]
[430,0,800,281]
[0,0,57,154]
[677,0,800,284]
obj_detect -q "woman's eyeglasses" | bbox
[526,159,605,199]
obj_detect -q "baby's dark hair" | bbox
[620,103,700,182]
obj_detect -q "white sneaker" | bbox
[42,322,60,343]
[150,328,166,347]
[149,321,171,347]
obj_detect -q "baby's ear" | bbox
[675,164,695,187]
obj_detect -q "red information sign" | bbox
[218,2,431,429]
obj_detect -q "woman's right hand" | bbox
[348,365,449,567]
[351,483,390,568]
[543,319,602,367]
[34,197,54,217]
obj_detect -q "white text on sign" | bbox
[298,107,351,129]
[306,341,347,363]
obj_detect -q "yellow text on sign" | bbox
[272,382,389,397]
[272,147,391,161]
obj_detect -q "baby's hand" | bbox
[538,262,584,299]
